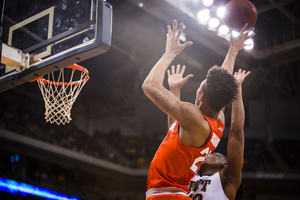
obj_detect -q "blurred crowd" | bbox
[1,97,300,174]
[1,96,300,200]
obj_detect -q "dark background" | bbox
[0,0,300,199]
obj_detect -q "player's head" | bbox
[195,66,238,112]
[198,152,227,175]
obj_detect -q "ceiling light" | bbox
[218,25,229,35]
[248,30,254,36]
[244,38,254,50]
[203,0,213,7]
[208,18,220,28]
[232,30,240,37]
[197,9,210,22]
[217,7,225,18]
[180,32,187,42]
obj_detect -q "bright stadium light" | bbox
[217,7,225,18]
[180,32,187,42]
[244,38,254,50]
[248,30,254,36]
[218,25,229,35]
[232,30,240,37]
[203,0,213,7]
[198,9,210,22]
[208,18,220,28]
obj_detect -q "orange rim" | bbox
[33,64,89,86]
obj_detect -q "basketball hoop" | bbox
[34,64,89,125]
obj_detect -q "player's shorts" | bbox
[146,187,190,200]
[146,194,191,200]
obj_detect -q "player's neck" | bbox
[201,169,219,176]
[200,104,219,120]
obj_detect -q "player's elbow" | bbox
[142,80,156,97]
[228,128,244,150]
[230,124,244,135]
[142,80,151,94]
[233,128,244,135]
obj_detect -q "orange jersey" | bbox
[146,116,224,198]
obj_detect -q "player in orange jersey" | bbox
[142,19,254,199]
[189,69,250,200]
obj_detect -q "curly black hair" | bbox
[206,65,238,112]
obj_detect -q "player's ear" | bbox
[199,93,204,100]
[221,163,227,169]
[196,93,204,108]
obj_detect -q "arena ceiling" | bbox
[4,0,300,121]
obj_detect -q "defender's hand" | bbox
[234,69,251,87]
[167,65,193,90]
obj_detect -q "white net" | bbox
[36,64,89,125]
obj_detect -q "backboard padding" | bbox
[0,0,112,93]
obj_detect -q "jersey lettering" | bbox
[189,180,200,192]
[211,132,220,148]
[169,122,176,131]
[199,180,211,192]
[190,147,210,173]
[189,179,212,199]
[190,194,203,200]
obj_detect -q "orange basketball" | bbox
[223,0,258,31]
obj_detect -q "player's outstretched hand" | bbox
[229,23,255,52]
[167,64,193,90]
[234,69,251,87]
[166,19,193,55]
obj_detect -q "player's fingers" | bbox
[244,71,251,77]
[176,64,181,74]
[246,32,255,40]
[183,41,193,48]
[167,69,171,77]
[240,23,248,34]
[171,65,175,74]
[177,23,184,38]
[183,74,193,84]
[167,25,172,34]
[180,65,186,74]
[185,74,193,80]
[173,19,177,34]
[248,27,255,32]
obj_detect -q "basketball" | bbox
[223,0,258,31]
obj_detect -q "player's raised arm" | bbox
[222,69,250,199]
[167,64,193,128]
[221,24,255,75]
[142,20,203,129]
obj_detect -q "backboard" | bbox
[0,0,112,93]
